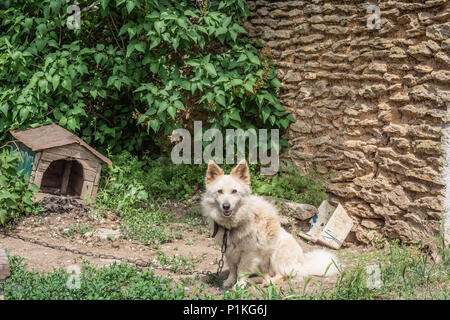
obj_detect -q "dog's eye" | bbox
[217,189,223,194]
[232,189,237,194]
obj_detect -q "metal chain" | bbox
[216,229,228,275]
[0,230,213,276]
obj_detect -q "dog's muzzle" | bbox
[222,202,232,216]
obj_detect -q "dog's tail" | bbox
[302,249,339,277]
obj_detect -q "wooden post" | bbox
[60,160,72,195]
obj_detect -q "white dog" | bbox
[201,159,338,288]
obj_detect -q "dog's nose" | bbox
[222,203,230,210]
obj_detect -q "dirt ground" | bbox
[0,201,367,298]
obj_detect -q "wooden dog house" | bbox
[10,124,112,202]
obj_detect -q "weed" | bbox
[251,164,327,207]
[120,207,174,245]
[0,256,188,300]
[99,151,206,202]
[156,251,198,275]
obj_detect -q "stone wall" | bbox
[244,0,450,244]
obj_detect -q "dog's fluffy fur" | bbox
[201,159,338,287]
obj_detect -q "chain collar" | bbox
[211,221,229,275]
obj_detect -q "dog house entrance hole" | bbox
[41,159,84,197]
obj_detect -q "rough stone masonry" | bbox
[244,0,450,245]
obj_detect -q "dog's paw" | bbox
[223,277,236,289]
[261,275,286,287]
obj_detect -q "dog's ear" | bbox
[206,160,224,185]
[231,159,250,185]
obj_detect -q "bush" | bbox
[0,0,294,154]
[0,148,39,225]
[98,151,206,203]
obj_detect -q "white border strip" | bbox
[444,102,450,239]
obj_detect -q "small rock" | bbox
[361,219,383,230]
[282,202,318,221]
[95,228,121,241]
[83,231,93,238]
[279,215,291,228]
[0,249,10,281]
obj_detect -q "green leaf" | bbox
[29,183,40,192]
[149,119,160,132]
[36,24,47,35]
[61,79,72,91]
[67,118,77,130]
[101,0,110,10]
[126,1,135,13]
[174,100,185,111]
[215,27,227,37]
[135,42,146,53]
[216,95,226,107]
[158,101,168,113]
[261,107,270,122]
[287,114,296,122]
[137,114,147,125]
[177,18,188,29]
[0,104,8,117]
[173,37,179,51]
[237,53,247,63]
[279,118,289,129]
[38,79,48,91]
[246,52,260,65]
[59,116,68,126]
[229,110,241,122]
[20,107,30,121]
[149,37,161,50]
[150,62,159,73]
[94,53,103,65]
[229,79,243,86]
[256,94,264,107]
[229,29,238,42]
[204,63,217,77]
[232,23,247,34]
[51,74,60,90]
[119,22,133,36]
[269,115,276,125]
[154,21,163,34]
[270,78,282,88]
[243,82,253,92]
[126,43,135,57]
[167,106,176,119]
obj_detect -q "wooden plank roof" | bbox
[10,124,112,165]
